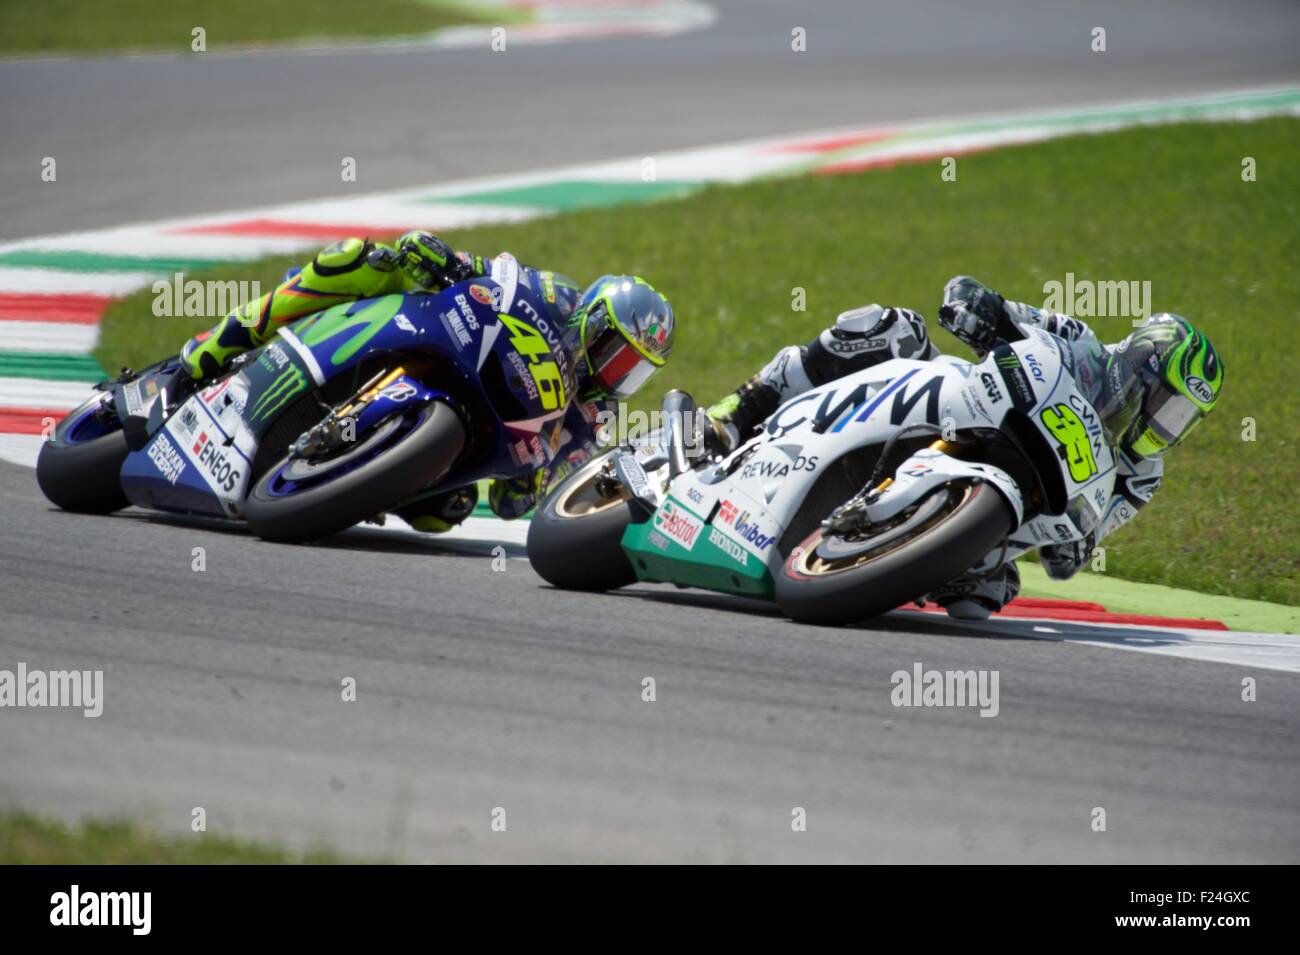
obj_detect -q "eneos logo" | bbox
[192,430,241,493]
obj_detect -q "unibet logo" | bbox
[733,510,775,550]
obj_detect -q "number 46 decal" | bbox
[497,312,567,410]
[1040,403,1098,482]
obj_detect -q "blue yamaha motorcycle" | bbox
[36,257,577,542]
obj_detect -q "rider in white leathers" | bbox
[704,276,1225,619]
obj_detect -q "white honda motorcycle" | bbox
[527,323,1116,625]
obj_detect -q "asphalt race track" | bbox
[3,457,1299,863]
[2,0,1299,862]
[3,0,1300,240]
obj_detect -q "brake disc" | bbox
[281,415,404,483]
[815,488,952,563]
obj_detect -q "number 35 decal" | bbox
[1040,403,1098,482]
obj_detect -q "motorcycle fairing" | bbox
[120,379,252,518]
[116,269,581,519]
[618,335,1117,599]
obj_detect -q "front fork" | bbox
[825,440,1026,534]
[289,367,448,459]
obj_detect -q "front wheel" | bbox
[775,481,1012,625]
[526,452,640,592]
[245,401,465,543]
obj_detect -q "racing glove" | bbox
[396,231,475,290]
[938,275,1010,356]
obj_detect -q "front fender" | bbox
[864,448,1025,528]
[349,373,454,438]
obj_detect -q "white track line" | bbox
[0,321,98,354]
[0,268,158,296]
[0,434,42,468]
[0,377,96,409]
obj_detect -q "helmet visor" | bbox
[585,305,661,399]
[1145,383,1205,449]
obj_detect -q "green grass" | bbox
[1017,564,1300,634]
[0,0,502,56]
[0,811,353,863]
[95,118,1300,604]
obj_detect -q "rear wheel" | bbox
[775,481,1011,625]
[35,394,130,514]
[526,452,640,592]
[245,401,465,543]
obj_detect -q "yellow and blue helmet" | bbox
[575,275,675,400]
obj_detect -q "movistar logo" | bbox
[248,365,306,423]
[297,296,403,366]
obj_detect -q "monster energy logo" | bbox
[248,365,306,423]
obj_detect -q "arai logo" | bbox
[1184,376,1214,404]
